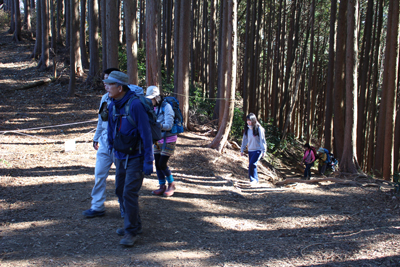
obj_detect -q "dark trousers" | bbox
[115,156,144,236]
[304,163,313,179]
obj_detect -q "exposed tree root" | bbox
[12,78,54,90]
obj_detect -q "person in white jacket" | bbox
[83,68,144,218]
[240,113,267,185]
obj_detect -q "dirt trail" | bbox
[1,27,400,267]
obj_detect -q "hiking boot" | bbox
[152,184,166,196]
[82,209,105,218]
[116,228,143,236]
[163,182,176,197]
[119,234,139,247]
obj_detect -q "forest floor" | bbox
[1,23,400,267]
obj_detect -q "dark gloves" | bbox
[143,161,153,175]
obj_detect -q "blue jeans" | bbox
[304,163,313,179]
[248,150,262,183]
[115,156,144,236]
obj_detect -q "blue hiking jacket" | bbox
[107,90,154,163]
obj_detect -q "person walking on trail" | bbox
[105,71,154,247]
[302,143,315,180]
[146,86,177,197]
[82,68,120,218]
[240,113,267,186]
[82,68,145,219]
[317,147,328,175]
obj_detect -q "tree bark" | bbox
[208,0,217,99]
[80,0,89,69]
[305,0,315,143]
[366,0,384,172]
[106,0,119,68]
[12,0,22,42]
[57,0,63,44]
[339,0,359,174]
[324,0,337,152]
[176,0,190,127]
[101,0,107,71]
[31,0,42,59]
[124,0,139,84]
[24,0,31,32]
[332,0,347,160]
[382,0,399,180]
[209,0,237,153]
[356,0,374,167]
[146,0,161,87]
[68,0,78,97]
[38,0,49,70]
[87,0,100,83]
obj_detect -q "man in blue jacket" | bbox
[104,71,154,247]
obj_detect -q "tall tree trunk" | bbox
[101,0,107,71]
[367,0,384,172]
[124,0,139,84]
[324,0,337,151]
[38,0,49,70]
[65,0,70,49]
[87,0,100,83]
[31,0,42,58]
[305,0,315,143]
[282,17,310,141]
[209,0,237,153]
[174,0,181,93]
[8,0,15,34]
[175,0,191,128]
[50,0,56,52]
[68,0,78,97]
[57,0,63,44]
[332,0,347,160]
[339,0,359,173]
[146,0,161,87]
[12,0,22,42]
[382,0,399,180]
[208,0,217,99]
[356,0,374,167]
[106,0,118,68]
[24,0,32,32]
[138,0,145,48]
[80,0,89,69]
[165,0,173,84]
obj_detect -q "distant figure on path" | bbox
[240,113,267,186]
[302,143,315,180]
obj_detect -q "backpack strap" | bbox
[124,96,138,128]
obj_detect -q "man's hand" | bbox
[240,152,244,157]
[93,141,99,150]
[143,162,153,175]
